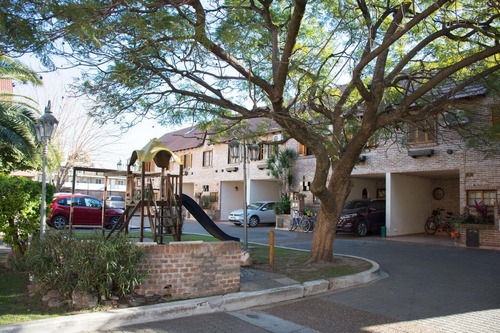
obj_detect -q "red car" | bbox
[47,195,124,230]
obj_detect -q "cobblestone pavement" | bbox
[88,222,500,333]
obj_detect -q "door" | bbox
[71,196,87,224]
[260,202,276,223]
[81,196,103,226]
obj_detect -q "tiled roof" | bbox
[158,118,283,152]
[158,126,207,152]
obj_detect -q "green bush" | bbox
[17,232,147,300]
[0,174,54,256]
[274,195,291,215]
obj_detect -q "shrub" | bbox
[0,174,54,256]
[274,195,291,215]
[16,232,147,300]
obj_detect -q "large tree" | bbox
[3,0,499,262]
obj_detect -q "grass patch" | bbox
[247,245,372,283]
[0,253,64,325]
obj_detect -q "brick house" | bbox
[153,90,499,243]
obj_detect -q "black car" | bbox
[337,199,386,236]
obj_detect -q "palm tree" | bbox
[0,55,42,171]
[266,146,297,197]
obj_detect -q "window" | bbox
[467,190,497,212]
[95,179,102,184]
[298,143,313,156]
[181,153,192,169]
[117,180,124,186]
[267,144,278,158]
[203,151,213,167]
[408,119,437,144]
[84,197,101,208]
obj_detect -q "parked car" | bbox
[337,199,386,237]
[228,201,277,227]
[47,195,124,230]
[106,195,126,209]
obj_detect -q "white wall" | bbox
[182,182,195,199]
[348,178,379,200]
[220,181,244,220]
[387,173,432,236]
[250,180,280,203]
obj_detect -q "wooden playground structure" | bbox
[68,139,185,243]
[110,139,184,242]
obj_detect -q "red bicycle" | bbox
[424,208,455,235]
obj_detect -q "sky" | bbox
[15,56,181,169]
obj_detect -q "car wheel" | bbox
[108,216,121,229]
[355,220,368,237]
[248,215,259,227]
[52,215,68,230]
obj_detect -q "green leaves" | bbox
[0,174,54,256]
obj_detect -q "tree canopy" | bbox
[3,0,499,261]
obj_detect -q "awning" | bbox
[129,138,182,169]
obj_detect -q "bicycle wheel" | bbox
[424,216,438,235]
[290,218,299,231]
[288,218,295,231]
[308,219,315,232]
[300,219,311,232]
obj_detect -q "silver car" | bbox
[228,201,277,227]
[106,195,126,209]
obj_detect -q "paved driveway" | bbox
[99,221,500,332]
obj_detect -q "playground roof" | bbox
[129,138,182,168]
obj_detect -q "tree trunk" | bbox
[308,159,355,263]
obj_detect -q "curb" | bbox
[0,256,381,333]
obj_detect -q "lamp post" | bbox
[117,159,123,170]
[228,138,259,251]
[35,101,59,235]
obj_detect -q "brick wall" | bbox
[458,224,500,248]
[135,241,241,300]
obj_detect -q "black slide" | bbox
[181,194,240,242]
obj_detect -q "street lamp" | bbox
[117,159,123,170]
[228,138,259,251]
[35,101,59,235]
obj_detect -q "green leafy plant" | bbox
[274,195,291,215]
[0,174,54,256]
[16,232,147,301]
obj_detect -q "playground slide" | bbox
[181,194,240,242]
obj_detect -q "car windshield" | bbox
[247,202,264,210]
[343,200,370,211]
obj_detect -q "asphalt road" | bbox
[90,220,500,333]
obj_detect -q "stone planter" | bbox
[275,214,292,230]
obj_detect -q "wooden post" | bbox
[140,162,145,242]
[270,230,274,272]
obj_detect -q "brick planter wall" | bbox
[275,214,292,230]
[135,241,241,300]
[458,224,500,248]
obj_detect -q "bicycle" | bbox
[424,208,455,236]
[302,215,317,232]
[289,211,309,232]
